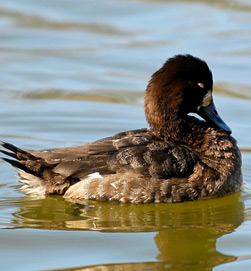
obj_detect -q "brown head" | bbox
[144,54,231,139]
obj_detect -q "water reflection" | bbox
[49,260,236,271]
[10,193,244,271]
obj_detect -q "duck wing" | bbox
[1,128,197,196]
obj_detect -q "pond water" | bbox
[0,0,251,270]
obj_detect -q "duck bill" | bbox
[198,100,232,134]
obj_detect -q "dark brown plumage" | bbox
[1,54,242,203]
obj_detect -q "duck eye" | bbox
[197,82,205,89]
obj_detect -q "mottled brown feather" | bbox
[0,55,242,203]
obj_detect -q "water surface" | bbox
[0,0,251,270]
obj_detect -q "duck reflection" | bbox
[11,193,243,271]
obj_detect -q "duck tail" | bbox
[0,141,46,195]
[0,141,34,173]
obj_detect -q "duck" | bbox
[1,54,242,203]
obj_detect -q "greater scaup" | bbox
[1,54,242,203]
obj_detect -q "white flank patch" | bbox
[88,172,103,179]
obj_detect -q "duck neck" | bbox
[155,115,184,141]
[151,114,206,147]
[144,78,206,146]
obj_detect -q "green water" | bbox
[0,0,251,270]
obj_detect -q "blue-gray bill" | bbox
[198,100,232,134]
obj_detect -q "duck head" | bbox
[144,54,231,138]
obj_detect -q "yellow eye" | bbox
[197,82,205,89]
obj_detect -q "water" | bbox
[0,0,251,270]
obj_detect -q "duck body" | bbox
[1,55,242,203]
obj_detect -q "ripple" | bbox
[137,0,251,12]
[214,83,251,100]
[22,89,144,105]
[0,8,131,36]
